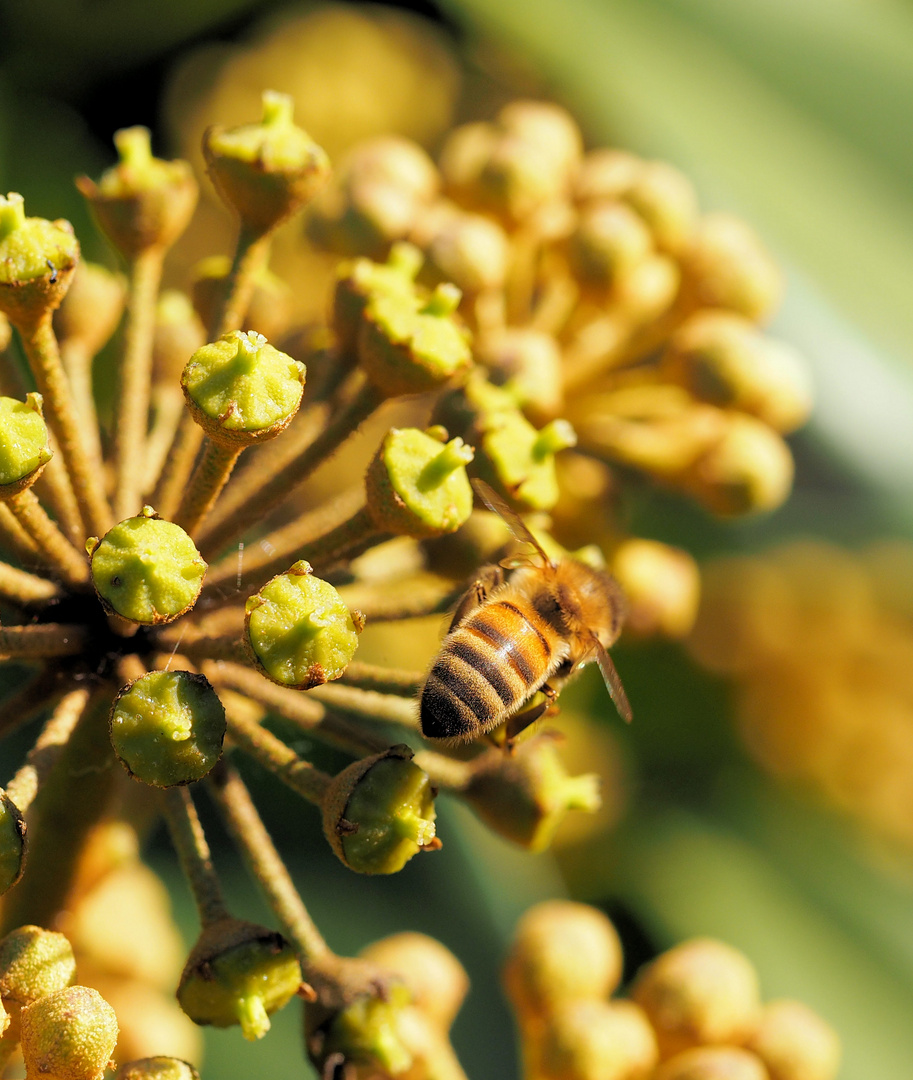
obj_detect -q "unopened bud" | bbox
[567,203,653,294]
[20,985,118,1080]
[152,290,206,385]
[191,255,293,344]
[612,539,700,639]
[0,394,52,496]
[746,999,841,1080]
[0,792,26,895]
[622,161,698,255]
[654,1046,768,1080]
[417,205,510,295]
[316,983,414,1076]
[530,998,658,1080]
[115,1058,200,1080]
[53,262,126,354]
[0,193,79,324]
[476,327,564,421]
[574,148,644,204]
[0,925,76,1004]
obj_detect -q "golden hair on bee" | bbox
[419,479,631,743]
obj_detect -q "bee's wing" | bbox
[471,478,553,566]
[593,638,633,723]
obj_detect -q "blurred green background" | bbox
[3,1,913,1077]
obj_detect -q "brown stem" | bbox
[4,687,91,809]
[307,682,419,731]
[0,666,68,741]
[15,313,111,537]
[336,661,423,695]
[32,447,85,546]
[200,485,363,600]
[223,703,331,805]
[162,786,230,926]
[197,380,383,561]
[0,559,63,606]
[149,411,204,521]
[7,487,89,587]
[173,438,242,538]
[1,685,116,932]
[0,501,39,563]
[412,748,477,792]
[207,761,331,965]
[0,622,89,659]
[59,338,103,471]
[113,247,166,520]
[143,386,185,497]
[336,573,463,623]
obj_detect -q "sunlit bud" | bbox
[574,148,644,203]
[0,394,52,496]
[53,262,126,354]
[746,999,841,1080]
[20,985,118,1080]
[621,161,698,255]
[497,100,584,180]
[365,426,475,538]
[333,242,423,355]
[682,213,782,323]
[115,1058,200,1080]
[683,413,794,516]
[464,733,601,852]
[203,91,330,236]
[177,917,302,1041]
[322,745,438,875]
[614,253,680,326]
[360,932,469,1031]
[415,204,510,295]
[395,1005,469,1080]
[182,330,306,445]
[611,538,701,639]
[0,193,79,324]
[244,561,362,689]
[530,998,658,1080]
[0,792,26,896]
[631,938,761,1059]
[503,900,623,1021]
[662,311,812,433]
[76,127,197,257]
[654,1046,769,1080]
[87,507,206,625]
[109,670,226,787]
[152,291,206,385]
[567,203,653,294]
[0,926,76,1005]
[476,327,564,421]
[191,255,293,344]
[315,982,414,1077]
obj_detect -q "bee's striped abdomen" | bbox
[420,600,555,740]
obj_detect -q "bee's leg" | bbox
[447,564,504,631]
[504,685,559,750]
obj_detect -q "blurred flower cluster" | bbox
[0,4,829,1077]
[688,539,913,851]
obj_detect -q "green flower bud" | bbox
[322,745,438,875]
[244,561,363,689]
[76,127,198,258]
[0,925,77,1005]
[502,901,623,1021]
[365,427,474,538]
[477,412,577,512]
[463,733,601,853]
[87,508,207,625]
[316,983,413,1077]
[0,792,26,896]
[191,255,293,344]
[631,938,761,1059]
[115,1058,200,1080]
[19,984,118,1080]
[109,671,226,787]
[654,1046,769,1080]
[152,290,205,385]
[0,193,79,324]
[0,394,52,496]
[181,330,306,445]
[359,933,469,1032]
[359,281,472,398]
[53,262,126,354]
[611,538,701,640]
[177,917,302,1041]
[567,203,653,294]
[333,243,423,355]
[530,998,658,1080]
[203,91,330,236]
[746,999,841,1080]
[683,413,794,517]
[475,327,564,423]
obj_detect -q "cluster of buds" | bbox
[687,540,913,849]
[0,68,809,1078]
[503,900,840,1080]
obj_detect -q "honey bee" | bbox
[420,479,631,742]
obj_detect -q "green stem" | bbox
[5,687,91,810]
[173,438,242,538]
[412,748,476,792]
[307,683,420,732]
[0,559,63,606]
[336,661,423,695]
[197,380,384,561]
[0,622,89,659]
[1,687,115,932]
[336,574,463,623]
[7,488,89,588]
[113,247,165,520]
[162,786,230,926]
[15,313,112,537]
[223,704,332,805]
[207,762,332,965]
[143,385,185,497]
[201,484,363,599]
